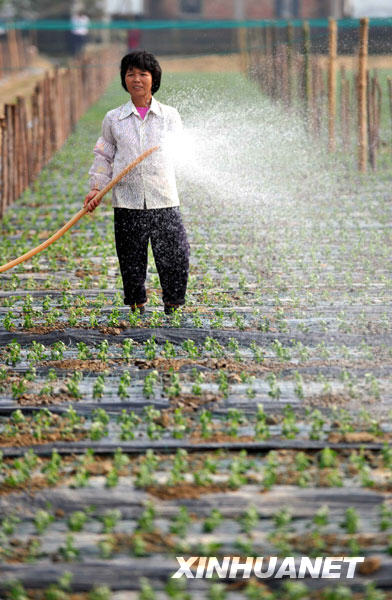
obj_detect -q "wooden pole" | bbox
[387,76,392,145]
[328,18,338,152]
[287,22,294,107]
[303,21,311,125]
[0,147,159,273]
[358,17,369,173]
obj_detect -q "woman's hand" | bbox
[84,189,101,212]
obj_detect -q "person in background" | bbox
[70,11,90,56]
[84,51,190,316]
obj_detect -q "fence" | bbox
[242,18,392,172]
[0,28,34,79]
[0,46,119,218]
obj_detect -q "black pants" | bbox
[113,206,190,306]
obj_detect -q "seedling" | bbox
[100,509,122,533]
[203,508,223,532]
[162,339,176,358]
[182,339,200,358]
[93,374,106,399]
[144,335,157,359]
[59,533,79,561]
[118,371,132,399]
[122,338,134,361]
[117,409,140,440]
[169,506,191,537]
[254,404,270,440]
[199,409,213,438]
[138,577,156,600]
[67,510,88,532]
[143,370,159,399]
[238,505,259,534]
[51,341,66,361]
[66,371,83,399]
[88,585,111,600]
[225,408,245,437]
[250,340,264,363]
[137,501,156,533]
[97,339,109,361]
[267,373,281,400]
[340,507,359,534]
[34,510,54,535]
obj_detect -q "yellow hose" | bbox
[0,146,159,274]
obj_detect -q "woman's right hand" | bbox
[84,189,101,212]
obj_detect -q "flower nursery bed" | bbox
[0,71,391,598]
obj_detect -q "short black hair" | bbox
[120,51,162,95]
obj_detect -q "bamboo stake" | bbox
[0,146,159,273]
[358,17,369,173]
[328,18,338,152]
[388,76,392,145]
[303,21,311,125]
[287,22,294,107]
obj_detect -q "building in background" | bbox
[145,0,348,19]
[348,0,392,17]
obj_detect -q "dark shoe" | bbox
[130,303,145,315]
[164,303,182,315]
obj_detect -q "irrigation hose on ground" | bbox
[0,146,159,274]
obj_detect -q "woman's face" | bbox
[125,66,153,101]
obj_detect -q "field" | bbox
[0,69,392,598]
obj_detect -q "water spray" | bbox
[0,146,159,274]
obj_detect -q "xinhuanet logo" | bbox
[172,556,365,579]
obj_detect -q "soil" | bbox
[145,481,233,499]
[17,392,77,406]
[358,556,382,575]
[0,430,87,447]
[0,474,50,496]
[41,358,114,372]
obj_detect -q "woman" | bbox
[84,50,190,316]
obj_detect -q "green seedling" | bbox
[165,371,182,398]
[250,340,264,363]
[66,371,83,399]
[93,374,106,399]
[118,370,132,399]
[34,510,54,535]
[143,370,159,399]
[313,504,329,527]
[225,408,245,437]
[137,501,156,533]
[340,507,359,534]
[88,585,111,600]
[138,577,156,600]
[144,335,157,359]
[67,510,88,532]
[59,533,79,561]
[254,403,270,440]
[182,339,200,358]
[319,447,337,468]
[100,509,122,533]
[97,339,109,361]
[105,446,124,470]
[267,373,281,400]
[162,339,176,358]
[51,341,66,361]
[122,338,134,360]
[238,505,259,534]
[169,506,191,537]
[117,409,140,440]
[199,409,213,438]
[203,508,223,532]
[173,407,187,439]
